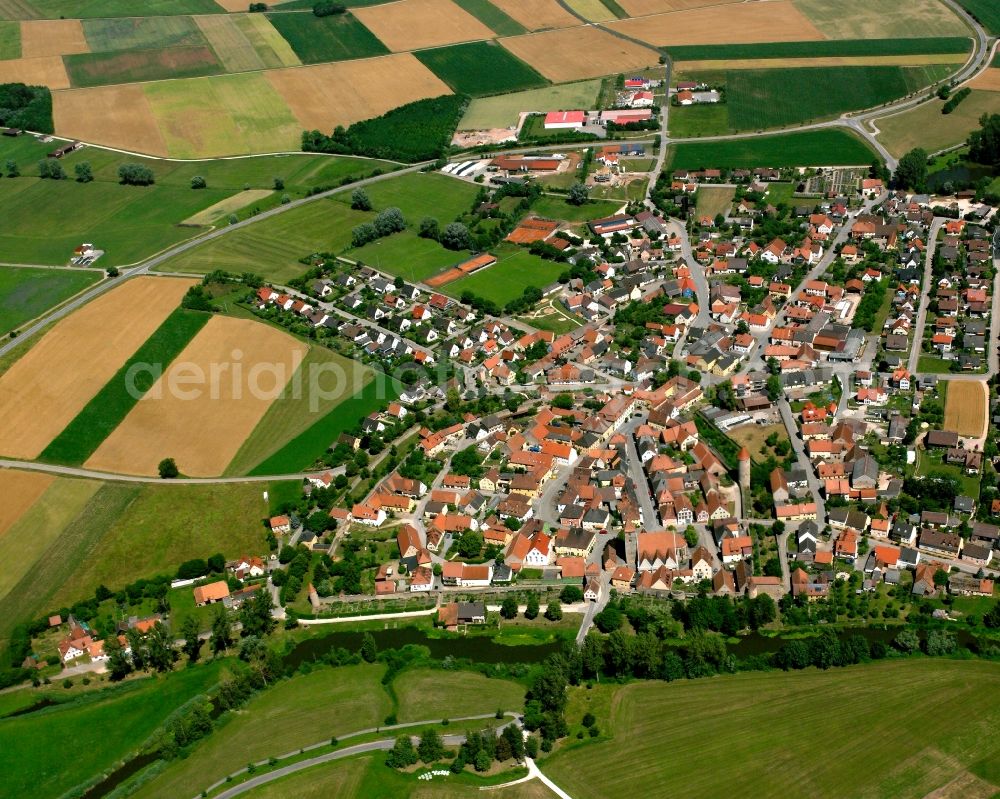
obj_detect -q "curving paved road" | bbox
[203,714,523,799]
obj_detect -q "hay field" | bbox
[54,84,168,155]
[85,315,308,477]
[266,53,451,134]
[610,1,824,45]
[545,660,1000,799]
[0,277,194,460]
[233,12,300,67]
[793,0,969,39]
[875,90,1000,157]
[213,0,257,9]
[64,45,224,87]
[0,469,52,538]
[501,26,656,82]
[695,185,735,218]
[489,0,580,30]
[970,68,1000,91]
[944,380,987,438]
[182,188,273,225]
[196,14,270,71]
[460,78,601,128]
[0,20,19,58]
[564,0,616,22]
[0,0,39,20]
[19,18,88,58]
[144,71,302,157]
[81,16,205,52]
[352,0,495,52]
[0,54,68,87]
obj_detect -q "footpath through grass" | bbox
[39,307,210,466]
[0,266,100,336]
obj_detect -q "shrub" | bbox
[118,163,155,186]
[191,175,207,189]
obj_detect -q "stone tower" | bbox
[738,446,751,490]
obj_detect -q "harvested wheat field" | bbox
[970,68,1000,92]
[0,55,69,89]
[944,380,987,438]
[266,53,451,133]
[85,316,308,477]
[501,26,657,82]
[0,277,194,460]
[619,0,742,14]
[607,1,824,45]
[53,84,168,155]
[490,0,580,31]
[19,19,88,59]
[0,470,53,538]
[353,0,494,52]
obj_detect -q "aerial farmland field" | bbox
[0,276,194,460]
[265,10,389,64]
[414,40,547,96]
[64,45,224,87]
[667,129,877,170]
[352,0,495,52]
[875,89,1000,157]
[793,0,970,39]
[84,315,309,477]
[544,660,1000,799]
[0,265,100,334]
[444,247,565,305]
[488,0,580,31]
[943,380,987,437]
[500,25,656,82]
[0,469,53,539]
[459,79,602,129]
[79,15,206,51]
[19,18,88,57]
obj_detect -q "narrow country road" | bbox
[908,218,944,376]
[0,458,340,485]
[202,714,524,799]
[0,163,428,360]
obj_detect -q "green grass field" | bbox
[444,247,565,305]
[531,194,622,223]
[0,477,102,624]
[132,664,391,799]
[0,135,394,267]
[723,65,954,130]
[452,0,526,35]
[16,0,222,17]
[0,480,272,642]
[664,37,972,62]
[958,0,1000,34]
[393,668,524,722]
[266,11,388,63]
[695,186,735,218]
[226,346,376,475]
[250,373,402,475]
[81,16,206,51]
[545,659,1000,798]
[164,172,476,282]
[666,129,876,170]
[350,232,471,281]
[669,103,730,138]
[143,71,303,158]
[0,663,224,799]
[39,307,210,466]
[65,45,225,88]
[459,79,602,129]
[415,41,546,96]
[793,0,970,39]
[0,266,100,335]
[0,19,19,57]
[876,90,1000,158]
